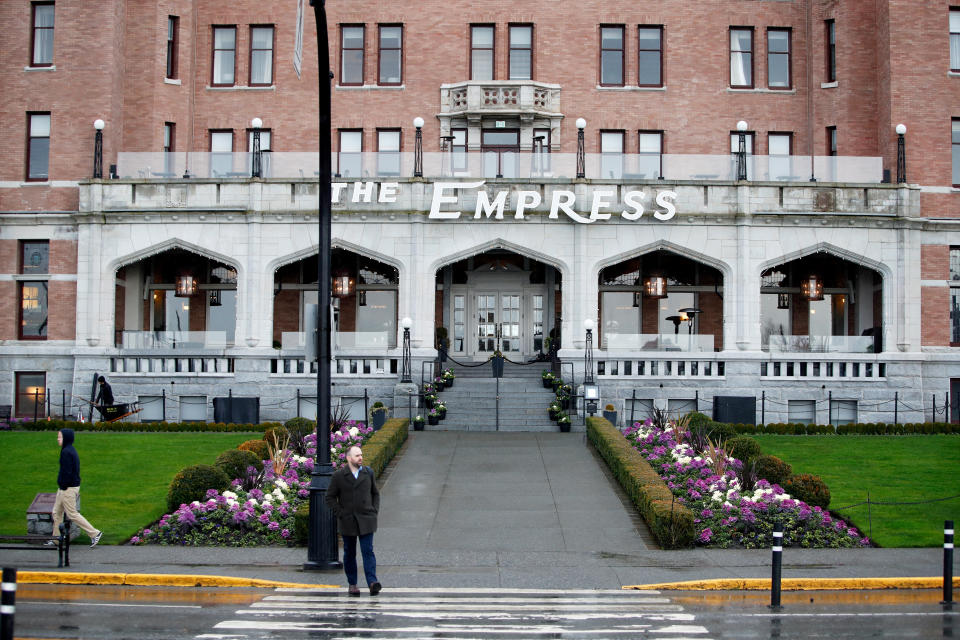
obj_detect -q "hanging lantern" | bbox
[175,275,198,297]
[643,274,667,299]
[332,268,354,298]
[800,275,823,301]
[632,291,641,307]
[358,290,367,306]
[209,289,222,307]
[777,292,791,309]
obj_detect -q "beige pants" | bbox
[52,486,99,540]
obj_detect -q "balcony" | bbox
[439,80,562,119]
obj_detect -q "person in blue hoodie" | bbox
[51,428,102,547]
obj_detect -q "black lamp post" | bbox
[896,123,906,184]
[304,0,341,572]
[583,318,595,384]
[251,117,263,178]
[413,117,424,178]
[93,119,104,179]
[400,316,412,383]
[736,120,748,181]
[575,117,586,179]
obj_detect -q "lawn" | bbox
[752,435,960,548]
[0,431,256,545]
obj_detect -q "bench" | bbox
[0,523,71,567]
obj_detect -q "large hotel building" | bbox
[2,0,960,426]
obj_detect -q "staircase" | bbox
[425,359,567,432]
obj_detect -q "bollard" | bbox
[770,526,783,610]
[1,567,16,640]
[944,520,954,606]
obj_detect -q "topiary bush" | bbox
[725,436,763,466]
[167,464,230,512]
[238,439,270,461]
[215,448,262,482]
[753,454,793,487]
[783,473,831,509]
[294,503,310,545]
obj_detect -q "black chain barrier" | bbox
[832,493,960,511]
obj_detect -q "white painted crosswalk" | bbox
[196,587,713,639]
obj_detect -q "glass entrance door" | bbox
[475,292,522,355]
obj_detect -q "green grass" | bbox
[0,432,256,545]
[751,435,960,548]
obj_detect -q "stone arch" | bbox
[428,237,570,284]
[109,237,242,276]
[595,238,733,282]
[268,238,404,275]
[758,241,892,281]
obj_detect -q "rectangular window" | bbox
[338,129,362,177]
[638,130,663,178]
[166,16,179,78]
[377,129,401,176]
[825,19,836,82]
[26,112,51,181]
[668,398,697,420]
[730,27,753,88]
[341,25,364,85]
[453,294,465,352]
[637,26,663,87]
[31,2,55,66]
[951,246,960,344]
[471,25,494,80]
[600,25,625,86]
[21,240,50,273]
[826,126,837,156]
[210,130,233,176]
[212,26,236,86]
[180,396,207,422]
[626,398,655,422]
[451,128,467,173]
[139,395,164,422]
[953,119,960,186]
[162,122,175,176]
[533,127,551,174]
[830,399,857,427]
[952,10,960,71]
[378,25,402,84]
[767,28,791,89]
[509,24,532,80]
[788,400,816,425]
[15,372,46,418]
[768,132,793,180]
[601,130,624,179]
[249,25,274,86]
[19,240,50,340]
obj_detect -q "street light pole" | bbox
[413,117,424,178]
[93,119,104,179]
[736,120,748,181]
[575,118,586,179]
[896,123,906,184]
[251,117,263,178]
[400,317,412,383]
[583,318,595,385]
[304,0,341,571]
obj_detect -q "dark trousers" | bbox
[342,532,377,586]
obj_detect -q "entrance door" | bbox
[475,292,522,356]
[481,130,520,178]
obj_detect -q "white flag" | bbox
[293,0,305,78]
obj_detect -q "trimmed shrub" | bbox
[753,454,793,487]
[214,448,262,482]
[725,436,763,466]
[294,503,310,546]
[784,473,831,509]
[262,425,289,444]
[167,464,230,512]
[685,411,713,429]
[284,417,315,439]
[238,439,270,461]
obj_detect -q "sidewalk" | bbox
[2,431,956,591]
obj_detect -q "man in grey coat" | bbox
[325,445,381,596]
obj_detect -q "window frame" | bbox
[952,9,960,72]
[953,118,960,187]
[340,24,365,86]
[599,24,625,87]
[376,128,401,176]
[951,246,960,345]
[209,129,234,177]
[163,122,175,153]
[825,19,836,82]
[470,24,495,81]
[248,24,275,86]
[166,15,179,79]
[729,26,754,89]
[508,23,533,80]
[638,130,664,179]
[26,112,51,182]
[767,28,792,90]
[451,128,468,173]
[600,129,625,179]
[30,2,55,67]
[337,129,363,177]
[15,372,46,418]
[826,126,837,156]
[637,25,663,88]
[377,24,403,85]
[211,25,237,87]
[18,239,49,341]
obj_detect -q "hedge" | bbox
[726,421,960,436]
[6,419,277,433]
[586,416,695,549]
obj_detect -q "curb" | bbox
[624,577,960,591]
[17,571,337,589]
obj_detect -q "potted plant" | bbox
[491,350,505,377]
[443,368,455,387]
[556,385,571,410]
[424,393,437,409]
[435,402,447,419]
[541,370,554,389]
[548,402,560,421]
[557,411,571,432]
[428,408,441,425]
[433,375,445,391]
[370,401,388,430]
[413,415,425,431]
[423,382,434,394]
[552,376,564,392]
[602,403,618,425]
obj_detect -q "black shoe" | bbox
[348,584,360,596]
[369,582,381,596]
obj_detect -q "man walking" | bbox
[51,428,103,547]
[325,445,381,596]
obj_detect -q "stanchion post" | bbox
[944,519,954,606]
[770,526,783,610]
[1,567,16,640]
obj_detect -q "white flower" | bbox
[191,501,201,507]
[207,499,217,506]
[225,498,236,507]
[262,493,274,502]
[348,426,359,437]
[222,491,238,500]
[246,499,258,507]
[272,487,284,498]
[275,479,288,490]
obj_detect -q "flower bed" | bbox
[132,420,372,546]
[622,418,869,549]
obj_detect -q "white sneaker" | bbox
[90,531,103,548]
[44,539,58,547]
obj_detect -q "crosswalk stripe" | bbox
[211,620,711,635]
[242,607,695,621]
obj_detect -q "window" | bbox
[31,2,55,66]
[249,25,274,86]
[210,130,233,176]
[830,399,857,427]
[378,25,402,84]
[638,26,663,87]
[212,26,236,86]
[377,129,401,176]
[626,398,655,422]
[509,25,532,80]
[825,19,836,82]
[953,119,960,186]
[338,130,362,177]
[826,126,837,156]
[767,28,791,89]
[788,400,816,425]
[15,372,46,418]
[166,16,179,78]
[180,396,207,422]
[163,122,175,174]
[768,132,793,179]
[341,25,364,85]
[532,127,551,175]
[600,26,624,86]
[668,398,697,420]
[19,240,49,340]
[481,129,519,178]
[26,112,51,181]
[638,131,663,179]
[950,247,960,343]
[600,130,624,179]
[730,28,753,88]
[139,396,164,422]
[952,10,960,71]
[451,128,467,173]
[471,25,494,80]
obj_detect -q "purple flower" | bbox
[281,528,290,538]
[268,521,280,530]
[699,528,713,543]
[131,536,141,544]
[258,513,271,524]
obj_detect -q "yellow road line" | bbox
[16,571,336,589]
[624,577,960,591]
